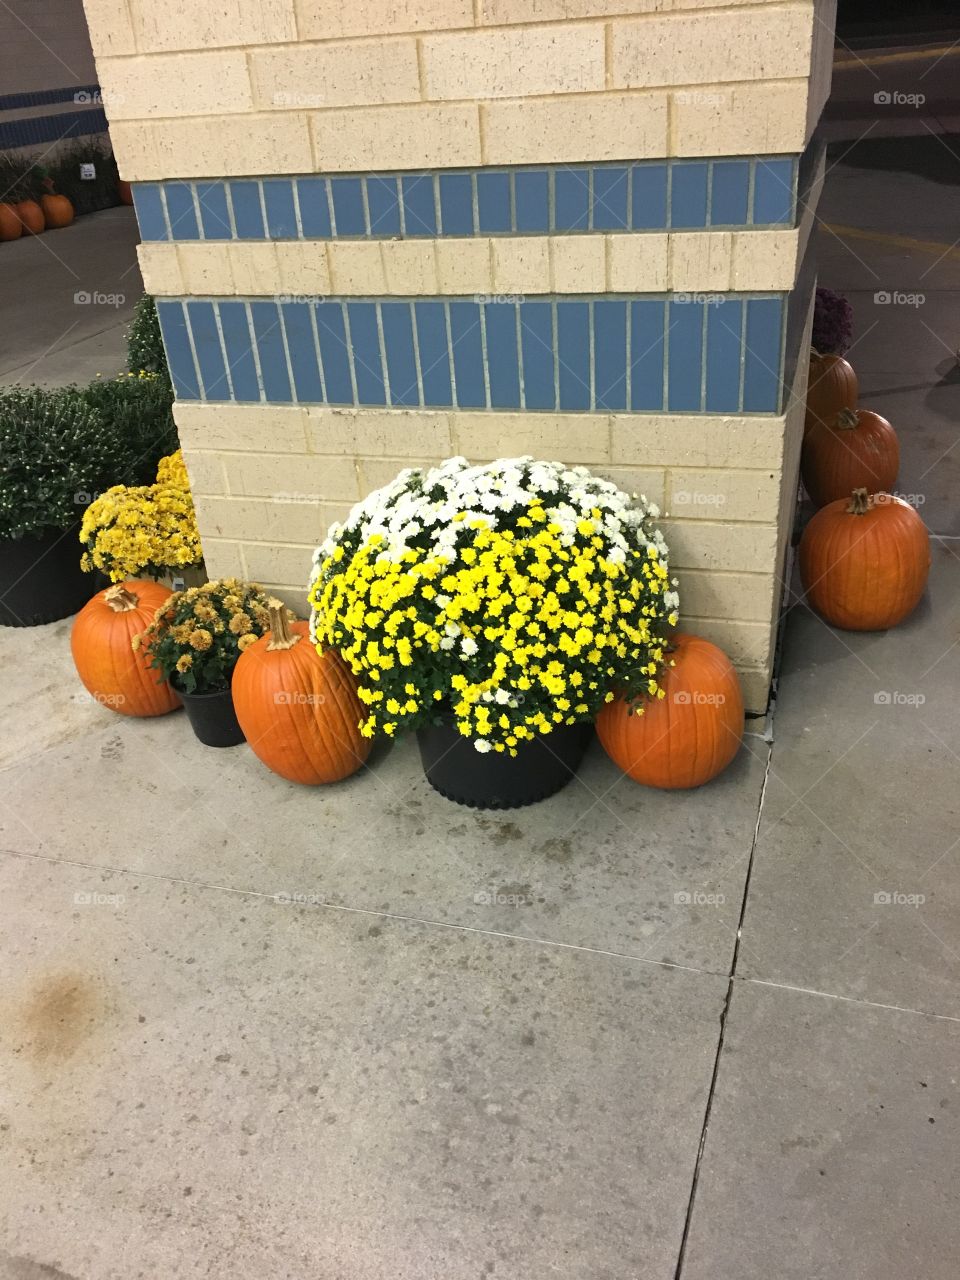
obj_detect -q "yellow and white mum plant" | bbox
[309,457,679,755]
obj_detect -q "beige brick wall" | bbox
[87,0,834,178]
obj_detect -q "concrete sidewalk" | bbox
[1,134,959,1280]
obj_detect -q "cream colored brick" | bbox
[180,451,228,497]
[453,413,610,464]
[667,468,780,522]
[671,79,809,157]
[83,0,137,55]
[611,6,813,90]
[98,51,252,120]
[659,519,778,573]
[679,617,772,666]
[670,232,731,292]
[226,243,280,295]
[306,408,453,457]
[241,542,317,585]
[381,241,440,294]
[806,0,836,139]
[174,403,310,453]
[176,244,235,295]
[108,121,159,181]
[130,0,297,53]
[250,38,420,111]
[481,0,780,20]
[611,415,785,469]
[199,537,245,582]
[550,237,606,293]
[606,233,668,292]
[358,457,444,491]
[222,453,360,502]
[673,568,776,624]
[435,239,492,294]
[422,24,604,101]
[326,241,386,294]
[297,0,472,39]
[729,229,799,291]
[491,239,550,294]
[482,92,667,165]
[736,666,772,714]
[136,244,183,296]
[261,584,311,618]
[195,496,330,546]
[593,466,666,508]
[275,242,332,296]
[312,104,481,172]
[147,114,312,181]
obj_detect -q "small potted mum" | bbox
[309,457,678,809]
[135,578,281,747]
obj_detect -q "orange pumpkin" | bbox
[805,348,858,438]
[71,582,181,717]
[802,407,899,507]
[799,488,930,631]
[596,633,744,790]
[40,193,74,228]
[232,598,371,785]
[117,179,134,206]
[15,200,44,235]
[0,203,22,241]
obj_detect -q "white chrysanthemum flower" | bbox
[474,739,493,753]
[461,636,478,657]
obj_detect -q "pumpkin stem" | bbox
[835,407,859,430]
[266,598,300,650]
[810,346,822,360]
[846,488,872,516]
[104,584,140,613]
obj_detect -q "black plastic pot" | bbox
[0,525,98,627]
[417,715,592,810]
[175,683,246,748]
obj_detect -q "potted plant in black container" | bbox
[0,387,120,627]
[135,578,283,747]
[309,456,679,809]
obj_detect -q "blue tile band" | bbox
[135,156,798,243]
[156,294,786,414]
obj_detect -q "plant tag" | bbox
[170,574,186,592]
[80,163,96,180]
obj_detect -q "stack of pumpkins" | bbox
[799,349,930,630]
[0,179,74,242]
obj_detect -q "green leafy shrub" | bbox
[0,141,121,216]
[79,371,178,484]
[0,387,123,540]
[126,294,168,377]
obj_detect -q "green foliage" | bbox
[0,387,123,540]
[126,294,168,377]
[78,372,177,484]
[0,141,121,215]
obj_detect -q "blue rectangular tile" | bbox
[710,161,750,227]
[230,181,265,239]
[401,174,436,236]
[217,302,261,403]
[163,182,199,240]
[366,175,401,236]
[630,301,665,411]
[557,302,591,411]
[667,300,703,411]
[514,170,549,233]
[346,302,386,405]
[380,302,419,407]
[281,302,324,403]
[156,302,199,399]
[250,301,292,403]
[592,167,629,231]
[753,159,794,225]
[483,303,521,409]
[519,301,555,411]
[414,302,453,407]
[476,171,510,233]
[705,298,743,412]
[670,163,709,229]
[743,297,783,411]
[554,168,589,231]
[330,177,366,236]
[296,178,331,238]
[448,302,486,408]
[315,303,353,405]
[593,300,627,411]
[631,164,667,230]
[132,183,167,241]
[196,182,231,240]
[185,301,228,400]
[263,179,298,238]
[438,173,473,236]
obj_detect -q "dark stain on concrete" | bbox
[15,973,101,1063]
